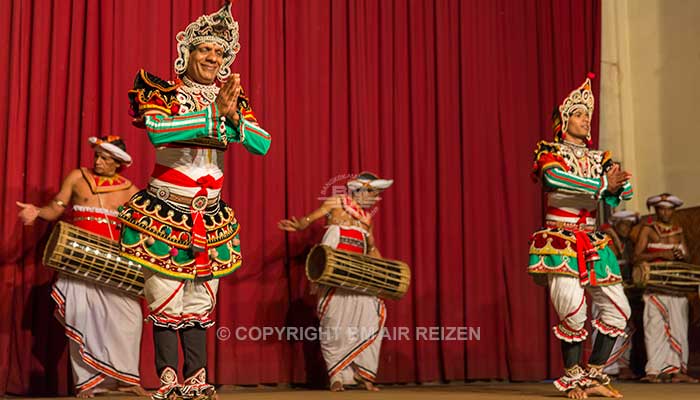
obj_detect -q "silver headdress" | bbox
[174,3,241,81]
[558,73,595,138]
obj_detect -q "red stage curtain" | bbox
[0,0,600,395]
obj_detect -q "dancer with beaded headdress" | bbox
[118,3,271,399]
[529,74,633,399]
[17,136,145,398]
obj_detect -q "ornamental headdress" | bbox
[553,73,595,142]
[646,193,683,210]
[174,2,241,81]
[88,136,132,167]
[609,210,640,224]
[346,172,394,192]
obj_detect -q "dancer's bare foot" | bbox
[76,389,94,398]
[566,387,588,399]
[330,381,344,392]
[640,374,662,383]
[671,373,699,383]
[118,385,150,396]
[585,384,623,398]
[617,368,636,381]
[362,381,380,391]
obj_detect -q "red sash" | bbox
[152,164,224,277]
[72,210,121,241]
[550,207,600,286]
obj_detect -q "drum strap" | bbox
[96,193,115,241]
[341,196,371,228]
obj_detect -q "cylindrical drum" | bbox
[632,261,700,295]
[43,221,145,298]
[305,244,411,300]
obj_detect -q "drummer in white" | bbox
[278,172,393,392]
[16,136,146,397]
[634,193,697,383]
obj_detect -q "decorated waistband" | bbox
[545,207,597,231]
[646,243,676,251]
[71,208,122,240]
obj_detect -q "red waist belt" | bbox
[336,228,367,254]
[152,164,224,277]
[72,211,121,240]
[645,246,673,263]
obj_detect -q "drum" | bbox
[305,244,411,300]
[632,261,700,295]
[43,221,145,298]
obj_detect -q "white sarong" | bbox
[643,292,689,375]
[317,225,386,385]
[52,276,143,392]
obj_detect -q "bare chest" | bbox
[648,231,682,246]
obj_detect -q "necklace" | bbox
[563,140,587,159]
[177,76,219,113]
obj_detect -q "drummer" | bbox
[634,193,697,383]
[278,172,393,392]
[16,136,147,397]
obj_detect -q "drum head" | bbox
[632,263,649,287]
[306,245,328,281]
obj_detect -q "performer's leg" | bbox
[548,276,589,343]
[667,296,697,383]
[561,340,583,369]
[585,334,625,398]
[587,283,629,397]
[144,270,185,400]
[547,276,589,397]
[320,289,385,392]
[180,326,207,378]
[154,327,179,374]
[642,293,673,381]
[350,297,385,391]
[180,280,218,399]
[151,327,180,400]
[588,333,617,367]
[69,340,105,398]
[591,303,625,377]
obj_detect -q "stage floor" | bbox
[12,382,700,400]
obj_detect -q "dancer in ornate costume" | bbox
[118,3,271,399]
[17,136,146,398]
[635,193,698,383]
[279,172,393,392]
[528,74,633,399]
